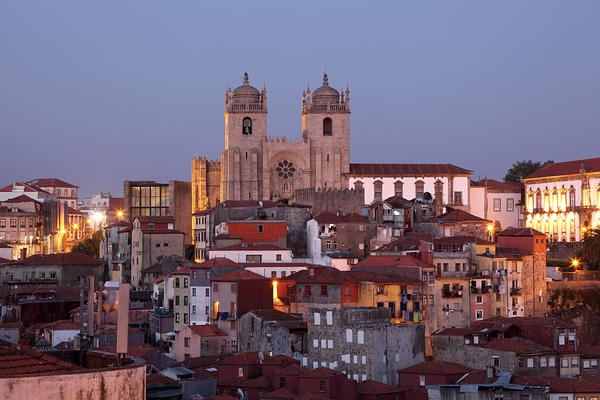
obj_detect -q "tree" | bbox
[579,227,600,270]
[72,230,103,258]
[504,160,554,183]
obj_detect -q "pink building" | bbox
[174,324,227,362]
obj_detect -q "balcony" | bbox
[442,289,463,298]
[510,288,522,296]
[470,286,491,295]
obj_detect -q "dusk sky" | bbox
[1,1,599,197]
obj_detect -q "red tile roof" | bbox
[525,157,600,180]
[356,379,404,394]
[27,178,78,189]
[302,367,344,378]
[192,257,238,268]
[212,269,268,282]
[472,179,523,192]
[473,316,575,329]
[1,194,40,204]
[188,324,227,337]
[8,252,101,266]
[220,376,271,388]
[511,375,600,393]
[349,163,472,176]
[398,360,472,375]
[274,363,309,377]
[497,227,545,237]
[0,346,79,377]
[286,267,420,284]
[0,181,52,194]
[213,244,290,251]
[433,235,493,246]
[384,195,411,208]
[438,208,491,224]
[356,254,433,269]
[482,338,553,354]
[263,388,297,399]
[578,344,600,358]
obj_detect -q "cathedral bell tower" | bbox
[221,72,267,201]
[302,73,350,189]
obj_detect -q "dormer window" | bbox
[242,117,252,135]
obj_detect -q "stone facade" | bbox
[237,309,306,356]
[192,73,350,210]
[306,307,425,385]
[294,188,364,216]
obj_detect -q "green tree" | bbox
[71,230,103,258]
[504,160,554,183]
[579,228,600,270]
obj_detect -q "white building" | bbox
[192,210,211,262]
[469,179,524,231]
[189,264,211,326]
[209,244,293,263]
[243,262,312,279]
[523,158,600,242]
[347,163,472,210]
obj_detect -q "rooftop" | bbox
[188,324,227,337]
[472,179,523,192]
[212,244,290,252]
[398,360,472,375]
[27,178,78,189]
[497,227,545,237]
[524,157,600,180]
[212,269,268,282]
[349,163,472,176]
[7,252,101,266]
[0,346,79,377]
[438,208,491,224]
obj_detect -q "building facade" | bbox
[192,72,351,209]
[523,158,600,242]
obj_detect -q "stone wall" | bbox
[293,188,364,216]
[192,157,221,212]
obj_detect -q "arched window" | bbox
[415,180,425,198]
[569,186,576,209]
[354,180,364,190]
[323,117,332,136]
[373,180,383,202]
[535,190,542,211]
[242,117,252,135]
[394,181,403,198]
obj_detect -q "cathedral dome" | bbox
[232,72,261,103]
[311,73,340,104]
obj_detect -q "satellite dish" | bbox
[237,388,244,399]
[423,192,432,201]
[258,201,263,208]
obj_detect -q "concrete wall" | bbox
[0,363,146,400]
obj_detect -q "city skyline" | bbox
[2,1,600,196]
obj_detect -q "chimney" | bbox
[116,283,130,361]
[87,276,95,337]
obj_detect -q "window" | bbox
[507,198,515,212]
[493,198,501,212]
[183,314,188,324]
[184,337,191,347]
[20,219,26,228]
[357,330,364,344]
[305,285,312,295]
[548,357,555,367]
[394,181,404,198]
[276,254,282,261]
[346,329,352,343]
[540,357,547,367]
[184,296,188,306]
[313,312,321,325]
[50,271,56,279]
[323,117,332,136]
[493,356,500,367]
[325,241,332,250]
[419,375,425,386]
[192,305,196,314]
[527,358,534,368]
[326,310,333,325]
[175,313,180,323]
[163,242,169,247]
[373,180,383,202]
[231,283,236,293]
[454,191,463,205]
[242,117,252,135]
[320,285,328,296]
[476,296,483,304]
[184,278,188,288]
[213,283,219,292]
[476,309,483,320]
[473,335,479,344]
[271,271,277,279]
[205,288,210,297]
[0,219,4,227]
[246,254,262,262]
[561,358,568,367]
[10,219,16,228]
[175,278,180,288]
[279,376,286,388]
[175,296,180,306]
[415,180,425,197]
[257,224,264,233]
[319,380,326,392]
[238,367,244,378]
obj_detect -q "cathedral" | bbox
[192,72,351,211]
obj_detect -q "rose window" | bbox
[276,160,296,180]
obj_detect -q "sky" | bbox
[1,1,599,197]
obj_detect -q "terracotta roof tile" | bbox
[188,325,227,337]
[512,375,600,393]
[439,208,491,224]
[8,253,101,266]
[213,244,289,251]
[213,270,268,282]
[27,178,78,188]
[472,179,523,192]
[349,163,472,176]
[356,379,404,394]
[398,361,472,375]
[1,194,41,204]
[525,158,600,180]
[0,346,79,377]
[497,227,545,237]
